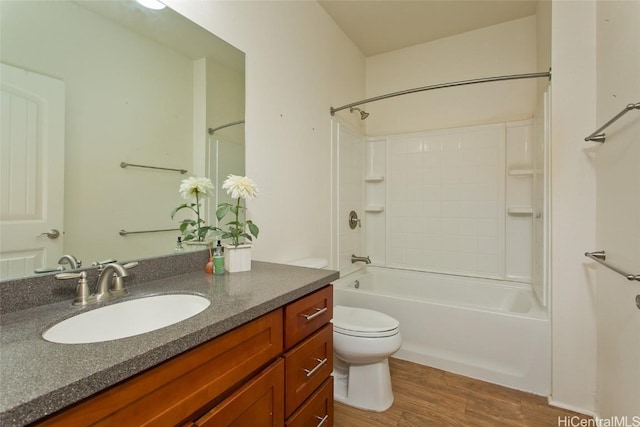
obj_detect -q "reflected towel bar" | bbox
[120,228,178,236]
[584,102,640,143]
[208,119,245,135]
[584,251,640,281]
[120,162,188,174]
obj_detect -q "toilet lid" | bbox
[333,305,400,338]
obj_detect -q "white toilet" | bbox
[286,259,402,412]
[332,305,401,411]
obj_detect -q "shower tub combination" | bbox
[333,266,550,395]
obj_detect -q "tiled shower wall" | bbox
[337,119,542,285]
[384,124,507,279]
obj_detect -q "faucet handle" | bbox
[55,271,92,306]
[122,261,139,270]
[92,259,117,268]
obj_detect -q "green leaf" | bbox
[247,222,259,238]
[216,204,230,221]
[170,204,190,219]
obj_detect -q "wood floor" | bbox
[334,358,591,427]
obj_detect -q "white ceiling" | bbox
[318,0,538,57]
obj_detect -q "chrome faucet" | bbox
[95,262,137,301]
[351,254,371,264]
[55,261,138,306]
[58,254,82,270]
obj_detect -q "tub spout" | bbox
[351,254,371,264]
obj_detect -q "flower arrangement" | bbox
[215,174,259,247]
[171,176,216,242]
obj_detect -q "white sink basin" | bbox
[43,294,210,344]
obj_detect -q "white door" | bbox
[0,63,65,280]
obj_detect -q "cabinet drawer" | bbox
[284,285,333,350]
[284,324,333,417]
[193,358,284,427]
[286,377,333,427]
[36,309,283,427]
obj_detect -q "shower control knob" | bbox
[349,211,361,229]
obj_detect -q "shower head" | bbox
[350,107,369,120]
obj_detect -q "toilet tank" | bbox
[287,258,328,269]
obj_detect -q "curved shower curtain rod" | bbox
[329,70,551,116]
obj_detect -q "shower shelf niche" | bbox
[364,176,384,183]
[507,207,533,216]
[508,168,542,176]
[365,206,384,213]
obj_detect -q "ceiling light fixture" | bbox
[136,0,166,10]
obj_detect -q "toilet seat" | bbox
[333,305,400,338]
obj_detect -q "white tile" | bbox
[478,236,498,253]
[459,235,478,251]
[424,218,441,234]
[459,218,478,235]
[423,169,441,185]
[406,138,423,153]
[441,218,459,234]
[478,219,497,236]
[422,234,440,250]
[440,251,459,269]
[423,185,440,201]
[422,151,441,167]
[440,184,460,201]
[441,201,460,218]
[440,235,459,252]
[459,253,478,271]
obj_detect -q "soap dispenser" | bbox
[175,236,184,253]
[213,240,225,275]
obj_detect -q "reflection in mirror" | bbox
[0,0,245,281]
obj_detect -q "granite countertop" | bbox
[0,261,339,426]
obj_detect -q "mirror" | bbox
[0,0,245,280]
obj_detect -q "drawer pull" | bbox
[300,307,327,322]
[314,414,329,427]
[304,358,328,377]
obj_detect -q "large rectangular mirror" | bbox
[0,0,245,280]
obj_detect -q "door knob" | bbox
[37,229,60,239]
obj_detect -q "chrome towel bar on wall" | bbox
[584,102,640,143]
[584,250,640,281]
[120,162,188,174]
[120,228,178,236]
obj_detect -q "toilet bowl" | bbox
[332,305,401,412]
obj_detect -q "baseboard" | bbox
[547,396,598,418]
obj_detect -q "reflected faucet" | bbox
[58,254,82,270]
[351,254,371,264]
[34,254,82,274]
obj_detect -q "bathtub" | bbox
[333,266,550,395]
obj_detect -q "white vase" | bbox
[184,240,212,252]
[224,244,252,272]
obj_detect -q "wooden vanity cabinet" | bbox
[34,285,334,427]
[35,309,284,427]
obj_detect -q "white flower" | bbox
[179,176,214,200]
[222,174,259,200]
